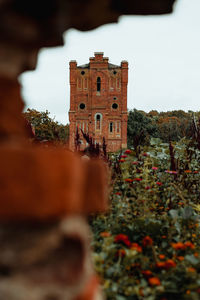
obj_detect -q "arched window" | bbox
[97,77,101,91]
[95,113,102,131]
[110,77,114,90]
[77,77,82,89]
[116,121,121,133]
[116,78,121,89]
[96,114,101,130]
[109,122,113,133]
[83,78,88,89]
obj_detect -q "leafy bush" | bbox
[90,140,200,300]
[23,108,69,143]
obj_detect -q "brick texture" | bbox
[69,52,128,152]
[0,77,107,299]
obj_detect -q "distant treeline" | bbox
[23,109,69,144]
[23,108,200,150]
[127,109,200,149]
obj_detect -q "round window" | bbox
[113,97,117,100]
[81,71,85,75]
[112,103,118,109]
[113,70,117,75]
[79,103,85,110]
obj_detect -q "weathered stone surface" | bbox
[0,217,103,300]
[0,0,176,78]
[0,77,27,139]
[0,143,108,221]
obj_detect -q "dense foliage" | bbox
[127,109,200,148]
[23,108,69,143]
[127,109,158,152]
[90,140,200,300]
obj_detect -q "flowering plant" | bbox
[91,141,200,299]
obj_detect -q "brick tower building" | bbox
[68,52,128,152]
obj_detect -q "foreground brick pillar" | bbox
[0,217,103,300]
[0,78,28,139]
[0,77,108,299]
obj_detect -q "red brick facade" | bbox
[68,52,128,152]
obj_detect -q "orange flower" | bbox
[119,159,125,163]
[187,267,196,273]
[165,259,176,269]
[131,243,142,253]
[114,234,131,247]
[134,177,142,181]
[141,270,152,278]
[148,277,161,286]
[194,252,199,257]
[100,231,111,238]
[162,235,167,239]
[142,236,153,247]
[171,242,185,250]
[125,178,133,183]
[177,256,184,261]
[159,254,165,260]
[156,261,166,269]
[184,170,192,173]
[156,181,162,186]
[184,241,195,249]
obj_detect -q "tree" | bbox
[157,114,191,142]
[127,109,158,152]
[23,109,69,144]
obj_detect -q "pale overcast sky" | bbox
[20,0,200,125]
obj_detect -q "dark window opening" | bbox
[113,97,117,100]
[79,103,85,110]
[112,103,118,109]
[81,71,85,75]
[97,77,101,91]
[109,122,113,133]
[113,70,117,75]
[96,114,101,130]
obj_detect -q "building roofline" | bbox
[94,52,104,55]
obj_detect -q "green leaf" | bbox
[181,206,194,219]
[185,255,199,265]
